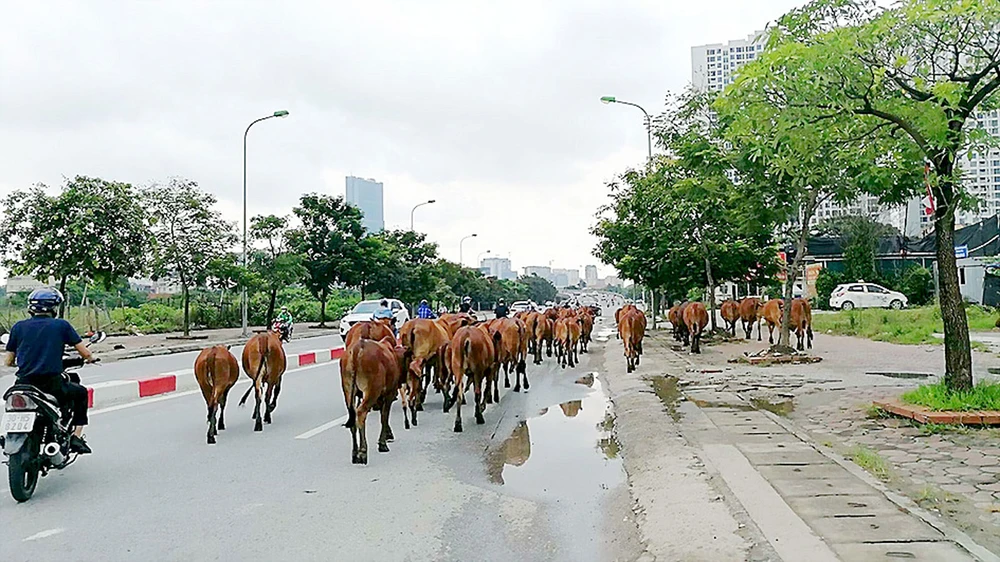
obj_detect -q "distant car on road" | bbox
[829,282,907,311]
[509,301,533,314]
[339,299,410,340]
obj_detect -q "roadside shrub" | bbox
[815,269,846,310]
[111,302,184,334]
[900,267,934,306]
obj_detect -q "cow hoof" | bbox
[504,381,511,388]
[387,430,395,441]
[217,422,226,431]
[378,443,390,453]
[514,386,521,393]
[264,415,272,424]
[404,419,411,430]
[476,414,485,425]
[524,380,529,390]
[254,420,263,432]
[454,421,463,433]
[207,435,216,445]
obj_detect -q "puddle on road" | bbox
[647,375,682,421]
[867,371,934,379]
[750,397,795,417]
[486,377,624,488]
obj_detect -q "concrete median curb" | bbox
[85,346,345,409]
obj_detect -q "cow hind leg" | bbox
[263,383,275,424]
[206,403,218,444]
[504,362,511,388]
[217,386,232,431]
[807,326,813,349]
[253,380,264,432]
[474,376,486,425]
[378,401,391,453]
[453,386,464,433]
[355,401,372,464]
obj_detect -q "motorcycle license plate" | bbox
[0,412,36,433]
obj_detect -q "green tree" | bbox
[0,176,153,316]
[287,194,366,326]
[361,230,439,308]
[145,178,236,336]
[519,274,557,304]
[249,214,306,325]
[740,0,1000,387]
[815,268,846,310]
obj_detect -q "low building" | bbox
[5,275,50,294]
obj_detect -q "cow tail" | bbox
[238,337,270,407]
[345,360,358,429]
[463,337,473,374]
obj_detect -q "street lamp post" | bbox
[242,110,289,338]
[410,199,436,231]
[459,233,477,267]
[476,250,491,270]
[600,96,652,162]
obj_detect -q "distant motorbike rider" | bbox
[4,288,97,454]
[372,299,398,336]
[458,296,474,314]
[416,299,436,319]
[494,298,509,319]
[272,306,294,341]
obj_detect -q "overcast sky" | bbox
[0,0,804,279]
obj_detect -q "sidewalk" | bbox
[603,331,996,561]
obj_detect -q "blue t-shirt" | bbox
[5,316,82,379]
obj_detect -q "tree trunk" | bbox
[57,275,68,318]
[182,284,190,337]
[319,287,328,327]
[704,256,717,332]
[780,192,817,350]
[266,287,277,326]
[933,185,973,391]
[651,290,658,330]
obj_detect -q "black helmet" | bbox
[380,299,389,307]
[498,298,505,304]
[28,287,64,315]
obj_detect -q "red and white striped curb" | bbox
[85,347,345,409]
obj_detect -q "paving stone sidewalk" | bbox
[631,332,996,561]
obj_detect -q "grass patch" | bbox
[901,381,1000,411]
[849,446,892,482]
[812,305,997,346]
[866,404,890,419]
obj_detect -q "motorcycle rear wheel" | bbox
[8,432,40,502]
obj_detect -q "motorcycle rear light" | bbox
[7,394,31,410]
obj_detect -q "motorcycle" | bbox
[271,319,292,343]
[1,331,106,502]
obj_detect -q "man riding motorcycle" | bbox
[494,298,509,319]
[372,299,398,336]
[4,288,97,454]
[273,306,293,341]
[458,296,473,314]
[416,299,435,319]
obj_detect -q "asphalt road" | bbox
[1,315,635,562]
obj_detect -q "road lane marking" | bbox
[23,528,65,541]
[295,415,349,440]
[89,362,333,416]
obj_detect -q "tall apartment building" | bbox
[691,31,768,93]
[481,257,515,280]
[523,266,552,279]
[584,265,598,285]
[956,110,1000,228]
[345,176,384,233]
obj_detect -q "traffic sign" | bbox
[954,245,969,259]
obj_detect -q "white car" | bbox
[830,282,907,311]
[339,299,410,340]
[509,301,533,314]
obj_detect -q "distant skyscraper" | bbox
[481,257,513,280]
[585,265,598,285]
[691,30,768,93]
[345,176,384,233]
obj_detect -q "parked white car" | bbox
[509,300,534,314]
[830,282,907,311]
[339,299,409,340]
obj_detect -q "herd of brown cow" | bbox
[683,296,814,352]
[191,305,600,465]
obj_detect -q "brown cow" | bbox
[567,316,582,365]
[398,318,450,424]
[522,311,540,356]
[738,297,763,341]
[619,308,644,372]
[487,318,529,392]
[533,316,553,364]
[345,320,395,349]
[577,309,594,353]
[238,332,287,431]
[340,336,406,464]
[791,298,814,351]
[194,345,240,444]
[672,302,691,344]
[720,299,740,337]
[554,317,579,369]
[683,302,710,354]
[761,299,784,345]
[445,325,496,432]
[544,307,560,322]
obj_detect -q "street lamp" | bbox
[600,96,652,162]
[477,250,491,267]
[459,233,477,267]
[410,199,436,231]
[242,109,289,338]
